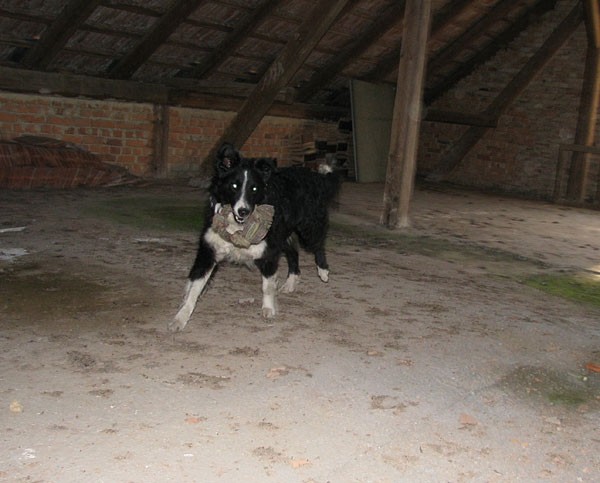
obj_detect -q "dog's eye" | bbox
[252,186,258,192]
[231,183,238,190]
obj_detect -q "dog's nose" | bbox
[237,207,250,219]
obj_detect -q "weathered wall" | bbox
[420,0,593,200]
[0,92,341,178]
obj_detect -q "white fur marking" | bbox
[170,270,214,331]
[280,273,299,293]
[262,274,278,318]
[204,228,266,264]
[233,170,250,221]
[317,267,329,283]
[318,164,333,174]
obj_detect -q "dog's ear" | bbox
[254,157,276,182]
[216,142,240,176]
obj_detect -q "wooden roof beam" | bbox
[108,0,207,79]
[0,65,343,120]
[295,0,406,103]
[22,0,101,69]
[202,0,357,173]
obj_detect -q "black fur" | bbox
[170,142,340,331]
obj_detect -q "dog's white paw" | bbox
[317,267,329,283]
[169,309,190,332]
[262,306,276,318]
[279,274,299,293]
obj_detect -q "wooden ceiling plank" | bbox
[202,0,357,171]
[109,0,208,79]
[363,0,473,82]
[181,0,286,80]
[428,3,583,182]
[22,0,102,69]
[296,0,406,103]
[426,0,517,77]
[425,0,559,104]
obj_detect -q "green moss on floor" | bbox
[86,197,203,232]
[500,365,599,409]
[524,273,600,308]
[330,221,538,265]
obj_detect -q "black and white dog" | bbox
[169,143,341,331]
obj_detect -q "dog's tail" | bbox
[317,162,342,204]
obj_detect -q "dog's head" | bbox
[211,143,276,224]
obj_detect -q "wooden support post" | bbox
[380,0,431,229]
[152,104,170,178]
[566,0,600,202]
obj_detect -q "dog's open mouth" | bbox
[233,213,248,224]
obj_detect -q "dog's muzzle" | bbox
[234,208,250,224]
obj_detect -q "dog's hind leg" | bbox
[314,248,329,283]
[297,221,330,283]
[280,239,300,293]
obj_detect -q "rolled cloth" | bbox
[212,204,274,248]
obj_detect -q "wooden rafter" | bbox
[180,0,285,80]
[425,0,558,104]
[202,0,357,172]
[109,0,207,79]
[295,0,406,103]
[428,3,583,182]
[363,0,473,83]
[426,0,519,79]
[22,0,101,69]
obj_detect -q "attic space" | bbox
[1,1,600,482]
[0,0,597,207]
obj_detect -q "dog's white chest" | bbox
[204,228,267,264]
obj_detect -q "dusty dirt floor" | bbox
[1,180,599,482]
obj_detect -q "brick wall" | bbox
[420,0,592,200]
[0,92,342,179]
[167,107,342,177]
[0,94,155,177]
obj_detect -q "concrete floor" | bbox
[1,181,599,482]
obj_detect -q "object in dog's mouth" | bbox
[212,204,274,248]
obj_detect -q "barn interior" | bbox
[1,0,599,481]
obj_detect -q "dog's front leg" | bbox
[256,258,278,318]
[170,240,216,332]
[261,274,278,318]
[170,268,215,331]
